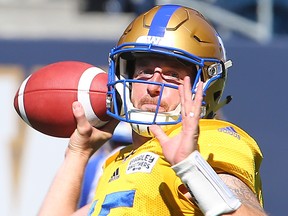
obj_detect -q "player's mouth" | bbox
[140,104,167,112]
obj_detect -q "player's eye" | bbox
[140,69,153,75]
[134,69,154,79]
[168,71,180,79]
[163,71,182,81]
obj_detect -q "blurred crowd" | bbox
[79,0,155,16]
[80,0,288,35]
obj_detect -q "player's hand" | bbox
[150,77,203,165]
[67,101,119,157]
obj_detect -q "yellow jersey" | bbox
[88,119,263,216]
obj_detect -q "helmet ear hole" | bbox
[213,90,221,102]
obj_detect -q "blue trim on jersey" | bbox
[148,5,181,37]
[99,190,136,215]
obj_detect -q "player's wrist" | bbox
[172,150,241,216]
[66,142,95,160]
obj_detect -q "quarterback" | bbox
[38,4,267,216]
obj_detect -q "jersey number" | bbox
[88,190,135,215]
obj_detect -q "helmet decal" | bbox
[136,35,174,47]
[148,5,181,37]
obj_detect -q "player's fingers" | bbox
[193,81,203,118]
[149,125,169,144]
[183,76,193,116]
[178,84,186,117]
[181,80,203,132]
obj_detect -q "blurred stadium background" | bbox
[0,0,287,215]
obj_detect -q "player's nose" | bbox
[147,67,163,96]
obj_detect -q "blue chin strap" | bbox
[106,42,224,126]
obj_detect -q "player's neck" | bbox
[132,131,151,149]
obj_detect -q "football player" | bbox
[39,4,267,216]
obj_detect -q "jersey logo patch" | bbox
[126,152,159,174]
[109,167,120,182]
[218,126,241,140]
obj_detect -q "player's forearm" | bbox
[172,151,267,216]
[219,174,268,216]
[223,204,268,216]
[38,147,91,216]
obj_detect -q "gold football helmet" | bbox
[107,4,232,136]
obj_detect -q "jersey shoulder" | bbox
[200,119,254,141]
[198,119,263,163]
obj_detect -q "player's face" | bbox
[131,54,196,112]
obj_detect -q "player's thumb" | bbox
[72,101,92,137]
[149,125,169,144]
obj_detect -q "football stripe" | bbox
[18,75,32,127]
[78,67,108,127]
